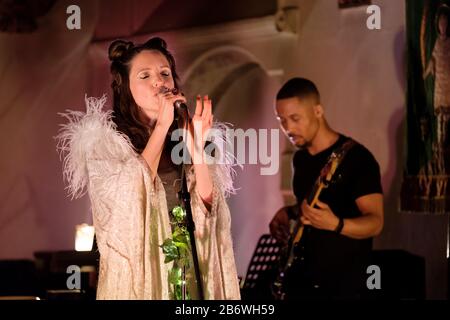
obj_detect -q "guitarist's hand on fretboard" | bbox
[300,199,340,231]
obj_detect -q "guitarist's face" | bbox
[275,97,321,148]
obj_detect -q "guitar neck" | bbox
[306,179,323,207]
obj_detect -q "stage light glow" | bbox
[75,224,95,252]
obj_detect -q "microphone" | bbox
[174,100,188,118]
[159,87,188,121]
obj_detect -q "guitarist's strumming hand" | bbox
[300,199,340,231]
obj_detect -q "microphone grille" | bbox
[174,100,187,109]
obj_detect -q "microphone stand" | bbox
[176,106,205,300]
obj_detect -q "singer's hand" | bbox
[187,95,213,163]
[188,95,214,206]
[155,88,186,130]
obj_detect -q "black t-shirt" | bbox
[286,134,383,299]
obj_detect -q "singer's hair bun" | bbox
[108,40,134,61]
[143,37,167,50]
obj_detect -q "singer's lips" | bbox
[158,86,177,95]
[158,86,170,94]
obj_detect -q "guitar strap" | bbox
[328,137,356,180]
[322,137,356,186]
[287,137,356,219]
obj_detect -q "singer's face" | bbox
[275,97,321,148]
[129,50,175,120]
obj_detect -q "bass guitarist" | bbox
[270,78,384,299]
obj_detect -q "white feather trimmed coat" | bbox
[56,96,241,300]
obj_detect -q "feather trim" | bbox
[206,121,242,198]
[56,94,240,200]
[55,94,135,199]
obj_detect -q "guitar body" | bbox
[271,206,311,299]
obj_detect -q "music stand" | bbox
[241,234,282,300]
